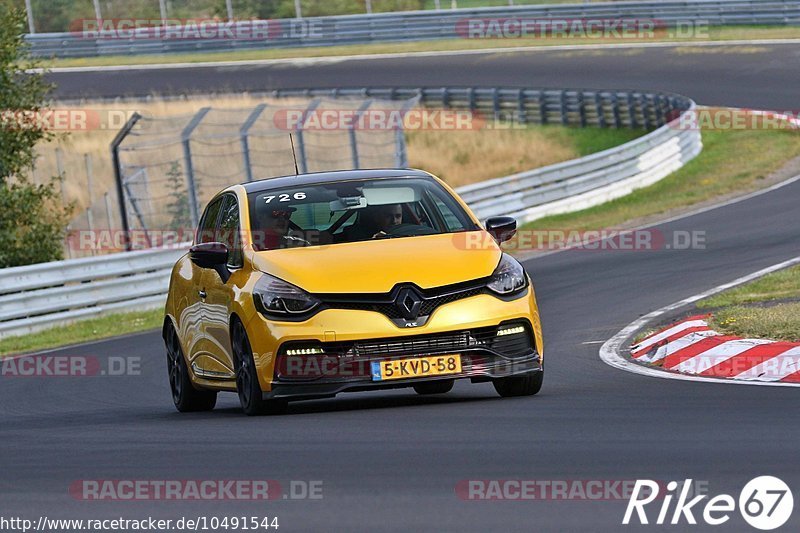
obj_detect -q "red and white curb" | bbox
[631,315,800,383]
[599,254,800,387]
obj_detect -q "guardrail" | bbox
[460,115,701,222]
[0,86,699,340]
[26,0,800,58]
[0,246,188,338]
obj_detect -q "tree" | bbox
[0,1,52,179]
[0,2,72,267]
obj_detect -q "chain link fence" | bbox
[47,96,413,256]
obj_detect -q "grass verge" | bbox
[47,26,800,68]
[0,308,163,357]
[709,304,800,342]
[699,266,800,309]
[696,265,800,342]
[522,125,800,233]
[407,124,643,187]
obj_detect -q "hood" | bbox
[250,231,502,294]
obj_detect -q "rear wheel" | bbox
[232,320,287,416]
[493,370,543,398]
[413,379,454,395]
[165,325,217,412]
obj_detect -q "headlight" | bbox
[253,274,320,317]
[487,254,528,296]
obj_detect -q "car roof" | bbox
[240,169,434,194]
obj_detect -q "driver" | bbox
[343,204,403,241]
[372,204,403,236]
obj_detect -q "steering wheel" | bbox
[282,235,311,247]
[383,223,438,238]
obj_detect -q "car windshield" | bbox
[247,177,478,251]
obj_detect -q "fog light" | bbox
[496,325,525,337]
[285,347,325,356]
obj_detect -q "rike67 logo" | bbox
[624,476,793,530]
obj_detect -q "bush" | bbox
[0,176,72,267]
[165,161,193,231]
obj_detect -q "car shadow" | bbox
[209,390,502,417]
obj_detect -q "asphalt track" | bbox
[1,44,799,532]
[49,42,800,110]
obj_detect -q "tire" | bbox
[165,325,217,412]
[413,379,455,395]
[232,320,287,416]
[492,370,543,398]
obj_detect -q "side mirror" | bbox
[485,216,517,243]
[190,242,231,283]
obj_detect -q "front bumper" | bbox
[264,321,541,400]
[245,288,544,394]
[264,359,541,401]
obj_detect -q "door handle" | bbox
[199,290,207,299]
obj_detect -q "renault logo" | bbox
[395,287,423,320]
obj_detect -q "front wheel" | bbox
[493,370,543,398]
[232,320,287,416]
[165,325,217,412]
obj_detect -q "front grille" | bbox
[350,330,475,357]
[315,280,486,320]
[418,288,484,317]
[275,322,536,382]
[316,322,535,359]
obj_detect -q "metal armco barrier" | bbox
[25,0,800,58]
[0,245,188,339]
[0,86,700,339]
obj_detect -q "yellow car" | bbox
[163,169,544,415]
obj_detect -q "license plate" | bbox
[371,354,462,381]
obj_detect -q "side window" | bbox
[218,195,243,268]
[197,198,224,244]
[432,196,467,232]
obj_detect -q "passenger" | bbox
[254,207,295,250]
